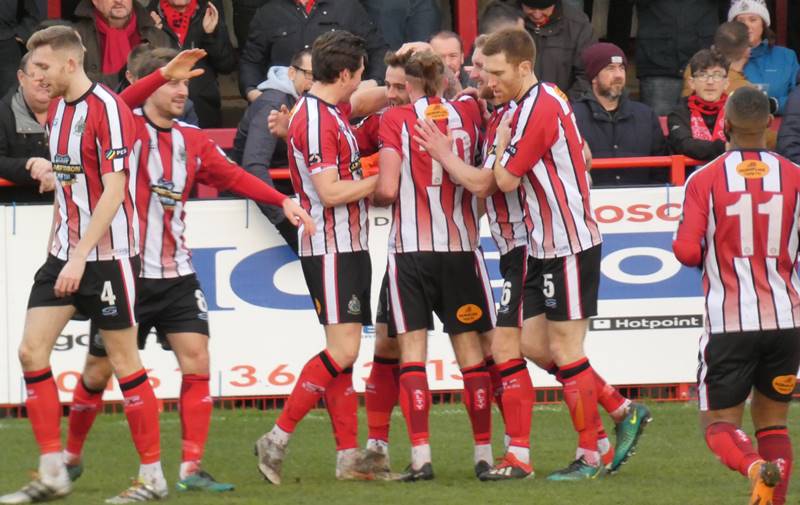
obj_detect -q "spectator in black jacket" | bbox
[777,85,800,164]
[232,0,268,48]
[572,42,667,186]
[239,0,387,102]
[668,49,730,162]
[0,1,42,97]
[360,0,441,50]
[232,49,313,252]
[0,52,54,202]
[148,0,235,127]
[634,0,723,116]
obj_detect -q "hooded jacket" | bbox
[148,0,236,127]
[73,0,171,90]
[572,91,667,186]
[744,40,800,115]
[516,0,595,99]
[0,86,51,201]
[232,66,297,224]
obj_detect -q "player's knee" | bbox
[179,345,210,374]
[374,333,400,359]
[82,357,113,389]
[17,341,41,370]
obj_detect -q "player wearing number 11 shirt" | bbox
[674,87,800,505]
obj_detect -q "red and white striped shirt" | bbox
[48,83,138,261]
[288,95,369,256]
[676,149,800,333]
[379,96,482,253]
[133,110,244,278]
[483,101,531,255]
[500,83,601,258]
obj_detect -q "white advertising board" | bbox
[0,185,707,403]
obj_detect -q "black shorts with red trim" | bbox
[387,250,495,335]
[300,251,372,326]
[28,254,139,330]
[697,328,800,411]
[522,244,601,321]
[88,274,210,357]
[496,245,528,328]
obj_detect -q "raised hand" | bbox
[203,2,220,34]
[161,49,207,81]
[268,104,291,139]
[413,118,453,162]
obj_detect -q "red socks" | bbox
[365,356,399,443]
[324,367,358,451]
[24,367,62,454]
[498,359,534,449]
[484,356,505,418]
[119,369,161,464]
[756,426,793,505]
[559,358,601,458]
[66,377,105,456]
[399,362,430,446]
[592,369,628,417]
[180,374,212,464]
[705,422,761,477]
[276,350,340,433]
[461,363,492,446]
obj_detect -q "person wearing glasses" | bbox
[231,49,314,252]
[571,42,667,186]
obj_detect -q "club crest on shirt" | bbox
[52,153,83,185]
[347,295,361,315]
[349,159,363,176]
[309,153,322,165]
[73,118,86,135]
[151,178,182,210]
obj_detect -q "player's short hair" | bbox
[26,25,85,63]
[473,34,489,50]
[384,49,412,69]
[126,43,154,79]
[312,31,367,84]
[404,50,444,97]
[479,1,524,34]
[134,47,179,80]
[688,49,730,76]
[290,49,312,68]
[726,86,770,134]
[482,28,536,68]
[713,21,750,61]
[430,30,463,53]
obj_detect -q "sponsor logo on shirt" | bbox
[104,147,128,160]
[151,178,182,210]
[52,153,83,185]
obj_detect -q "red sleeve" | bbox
[300,105,341,176]
[196,132,287,207]
[353,114,380,156]
[94,96,136,175]
[338,102,352,119]
[455,96,482,127]
[378,110,403,153]
[120,70,168,109]
[673,172,710,267]
[500,97,558,177]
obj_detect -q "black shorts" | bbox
[387,250,495,335]
[300,251,372,326]
[89,274,210,357]
[496,246,528,328]
[522,244,601,321]
[28,254,139,330]
[698,328,800,411]
[376,270,389,325]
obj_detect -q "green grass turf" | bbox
[0,402,798,504]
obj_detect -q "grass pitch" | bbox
[0,402,797,504]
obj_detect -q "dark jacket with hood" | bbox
[148,0,236,128]
[73,0,171,90]
[238,0,388,97]
[572,91,667,186]
[0,86,52,202]
[515,0,595,99]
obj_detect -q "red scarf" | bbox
[94,8,140,75]
[297,0,315,14]
[688,94,727,142]
[160,0,198,46]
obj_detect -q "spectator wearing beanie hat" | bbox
[571,42,667,187]
[513,0,595,99]
[729,0,799,114]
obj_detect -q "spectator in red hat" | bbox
[572,42,667,186]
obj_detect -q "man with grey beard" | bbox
[571,42,666,186]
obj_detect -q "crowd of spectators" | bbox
[2,0,800,200]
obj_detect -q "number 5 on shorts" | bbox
[542,273,554,298]
[101,281,116,305]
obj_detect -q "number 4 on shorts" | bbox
[101,281,116,305]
